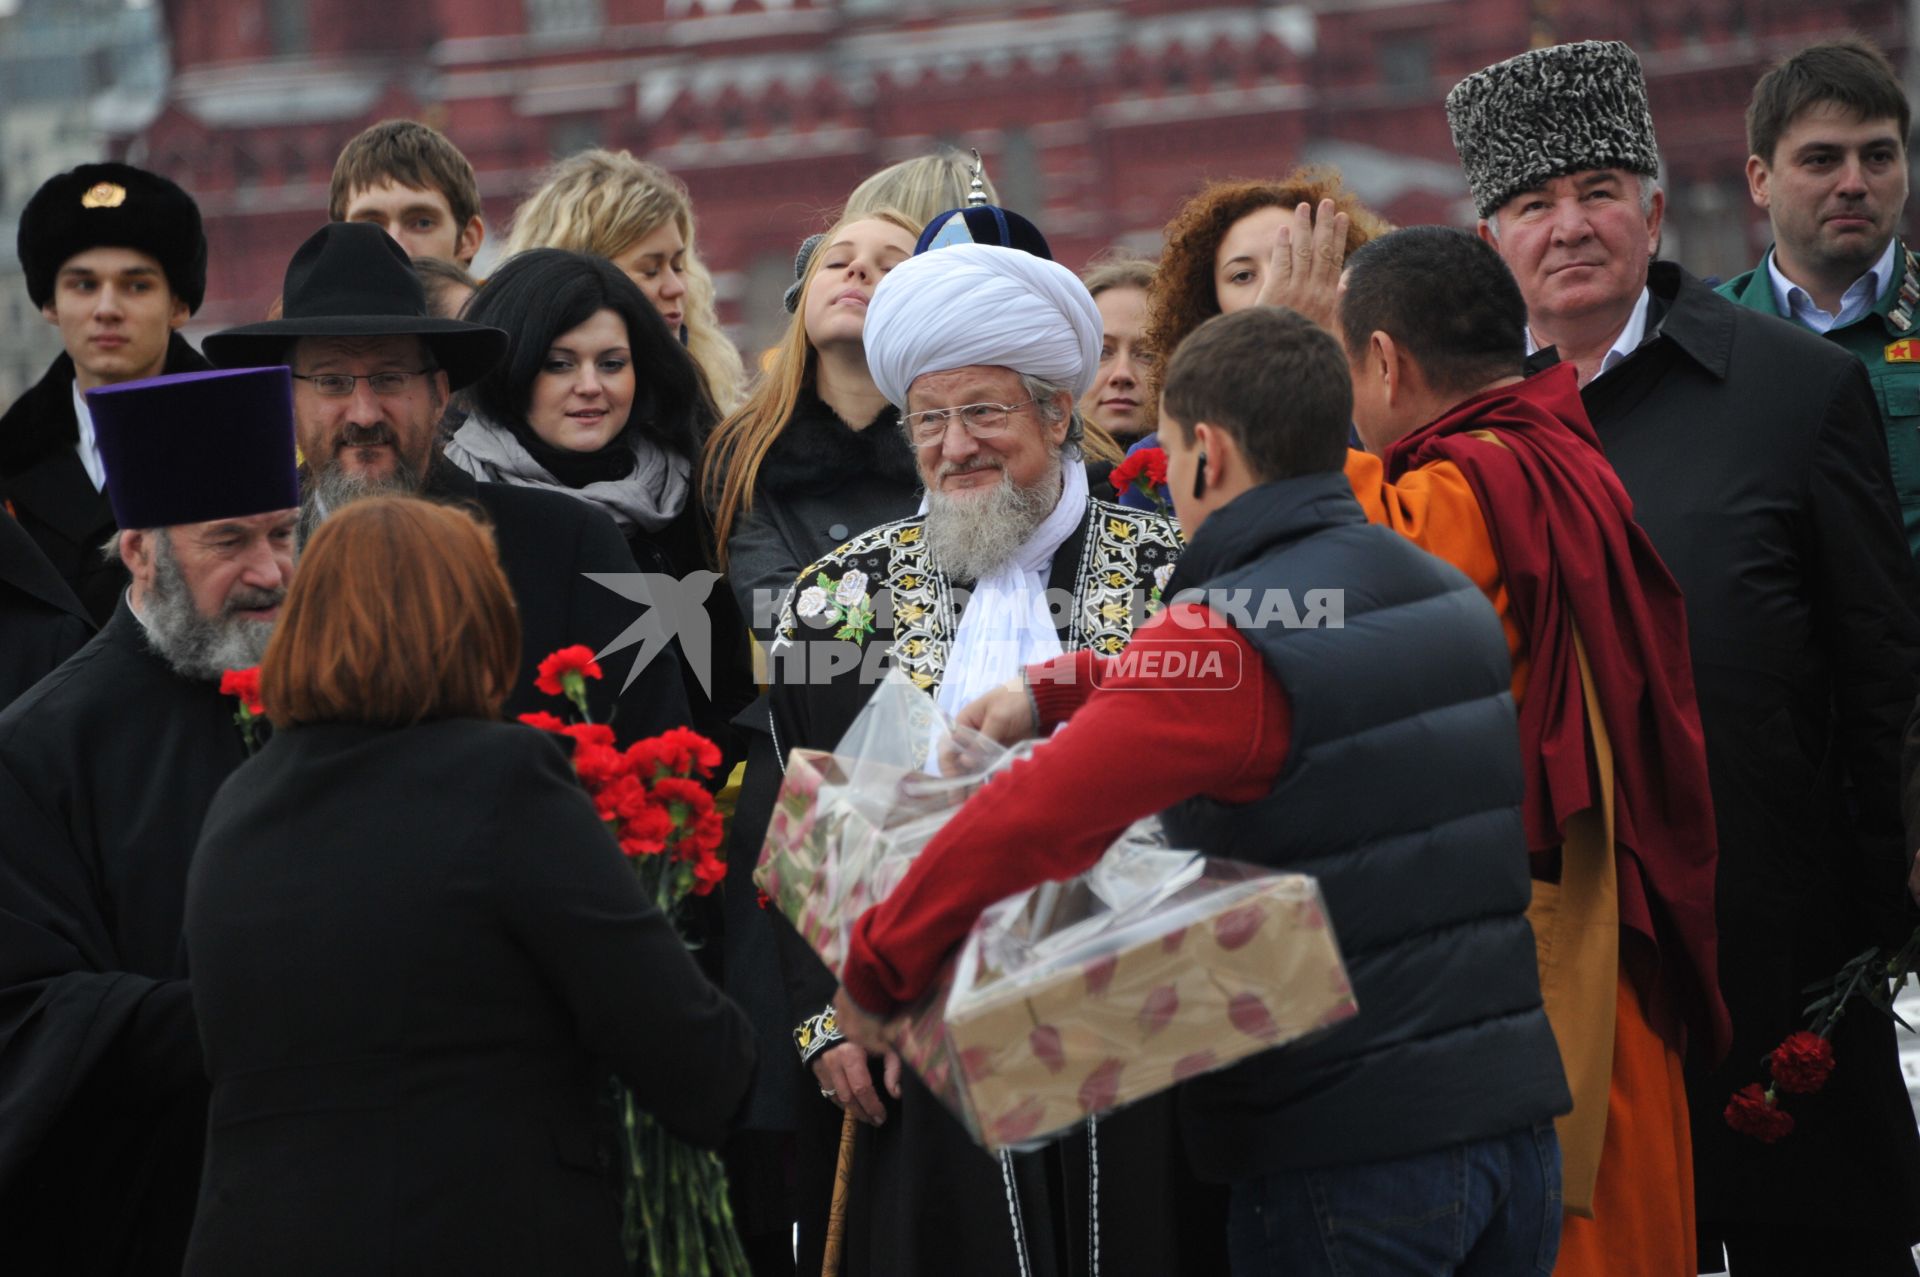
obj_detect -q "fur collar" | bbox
[758,387,917,494]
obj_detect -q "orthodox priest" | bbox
[758,241,1200,1277]
[0,366,300,1276]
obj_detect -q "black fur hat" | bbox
[1446,41,1661,219]
[18,163,207,313]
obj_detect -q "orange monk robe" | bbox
[1345,448,1696,1277]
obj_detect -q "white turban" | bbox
[863,243,1103,408]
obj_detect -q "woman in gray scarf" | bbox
[447,248,752,755]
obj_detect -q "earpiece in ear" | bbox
[1192,451,1209,500]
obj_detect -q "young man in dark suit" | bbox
[0,163,211,622]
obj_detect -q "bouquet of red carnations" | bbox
[522,645,745,1277]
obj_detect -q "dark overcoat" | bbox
[423,461,693,736]
[181,718,755,1276]
[0,602,251,1276]
[0,335,210,624]
[0,512,91,711]
[1553,262,1920,1234]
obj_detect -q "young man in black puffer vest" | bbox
[830,305,1572,1276]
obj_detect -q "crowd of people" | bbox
[0,29,1916,1277]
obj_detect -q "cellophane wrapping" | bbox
[754,671,1358,1151]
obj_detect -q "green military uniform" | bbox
[1719,241,1920,558]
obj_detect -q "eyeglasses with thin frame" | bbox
[291,369,437,397]
[902,398,1039,446]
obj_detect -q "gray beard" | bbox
[140,532,283,681]
[299,450,423,543]
[923,460,1063,583]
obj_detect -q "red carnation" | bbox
[560,723,617,752]
[1724,1083,1795,1143]
[618,804,673,857]
[573,743,629,790]
[535,645,603,697]
[517,711,567,733]
[652,776,716,816]
[1110,447,1168,496]
[631,727,722,779]
[689,852,727,896]
[220,667,265,717]
[1768,1031,1836,1095]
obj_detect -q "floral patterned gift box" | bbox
[894,847,1358,1151]
[753,675,1359,1154]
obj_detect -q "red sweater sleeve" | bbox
[840,602,1292,1015]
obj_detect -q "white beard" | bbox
[923,453,1064,583]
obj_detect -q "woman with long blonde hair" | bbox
[705,207,924,634]
[503,149,747,414]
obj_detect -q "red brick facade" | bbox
[132,0,1909,348]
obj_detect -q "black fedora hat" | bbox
[204,223,507,390]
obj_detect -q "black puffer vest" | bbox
[1162,473,1570,1182]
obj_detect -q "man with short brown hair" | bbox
[1718,37,1920,556]
[329,118,485,267]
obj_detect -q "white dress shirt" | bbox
[1766,237,1897,335]
[70,381,107,491]
[1525,286,1652,381]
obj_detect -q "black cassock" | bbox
[0,602,252,1276]
[737,498,1225,1277]
[0,512,92,712]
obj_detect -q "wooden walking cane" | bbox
[821,1108,859,1276]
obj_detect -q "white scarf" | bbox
[934,458,1088,724]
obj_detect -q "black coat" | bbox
[0,602,252,1276]
[0,335,211,624]
[1556,262,1920,1233]
[422,461,693,736]
[722,388,920,643]
[0,513,91,711]
[182,719,755,1276]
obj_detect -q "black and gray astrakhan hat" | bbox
[1446,40,1661,220]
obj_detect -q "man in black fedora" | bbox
[1,163,212,623]
[206,222,691,732]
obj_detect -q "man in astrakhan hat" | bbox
[1452,39,1920,1275]
[204,222,690,732]
[0,366,299,1276]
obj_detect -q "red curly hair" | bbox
[1144,168,1389,394]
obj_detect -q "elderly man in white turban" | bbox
[757,240,1199,1277]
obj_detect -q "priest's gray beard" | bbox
[141,531,285,681]
[923,450,1063,583]
[299,447,423,543]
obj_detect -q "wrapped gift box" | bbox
[892,850,1358,1150]
[753,672,1358,1152]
